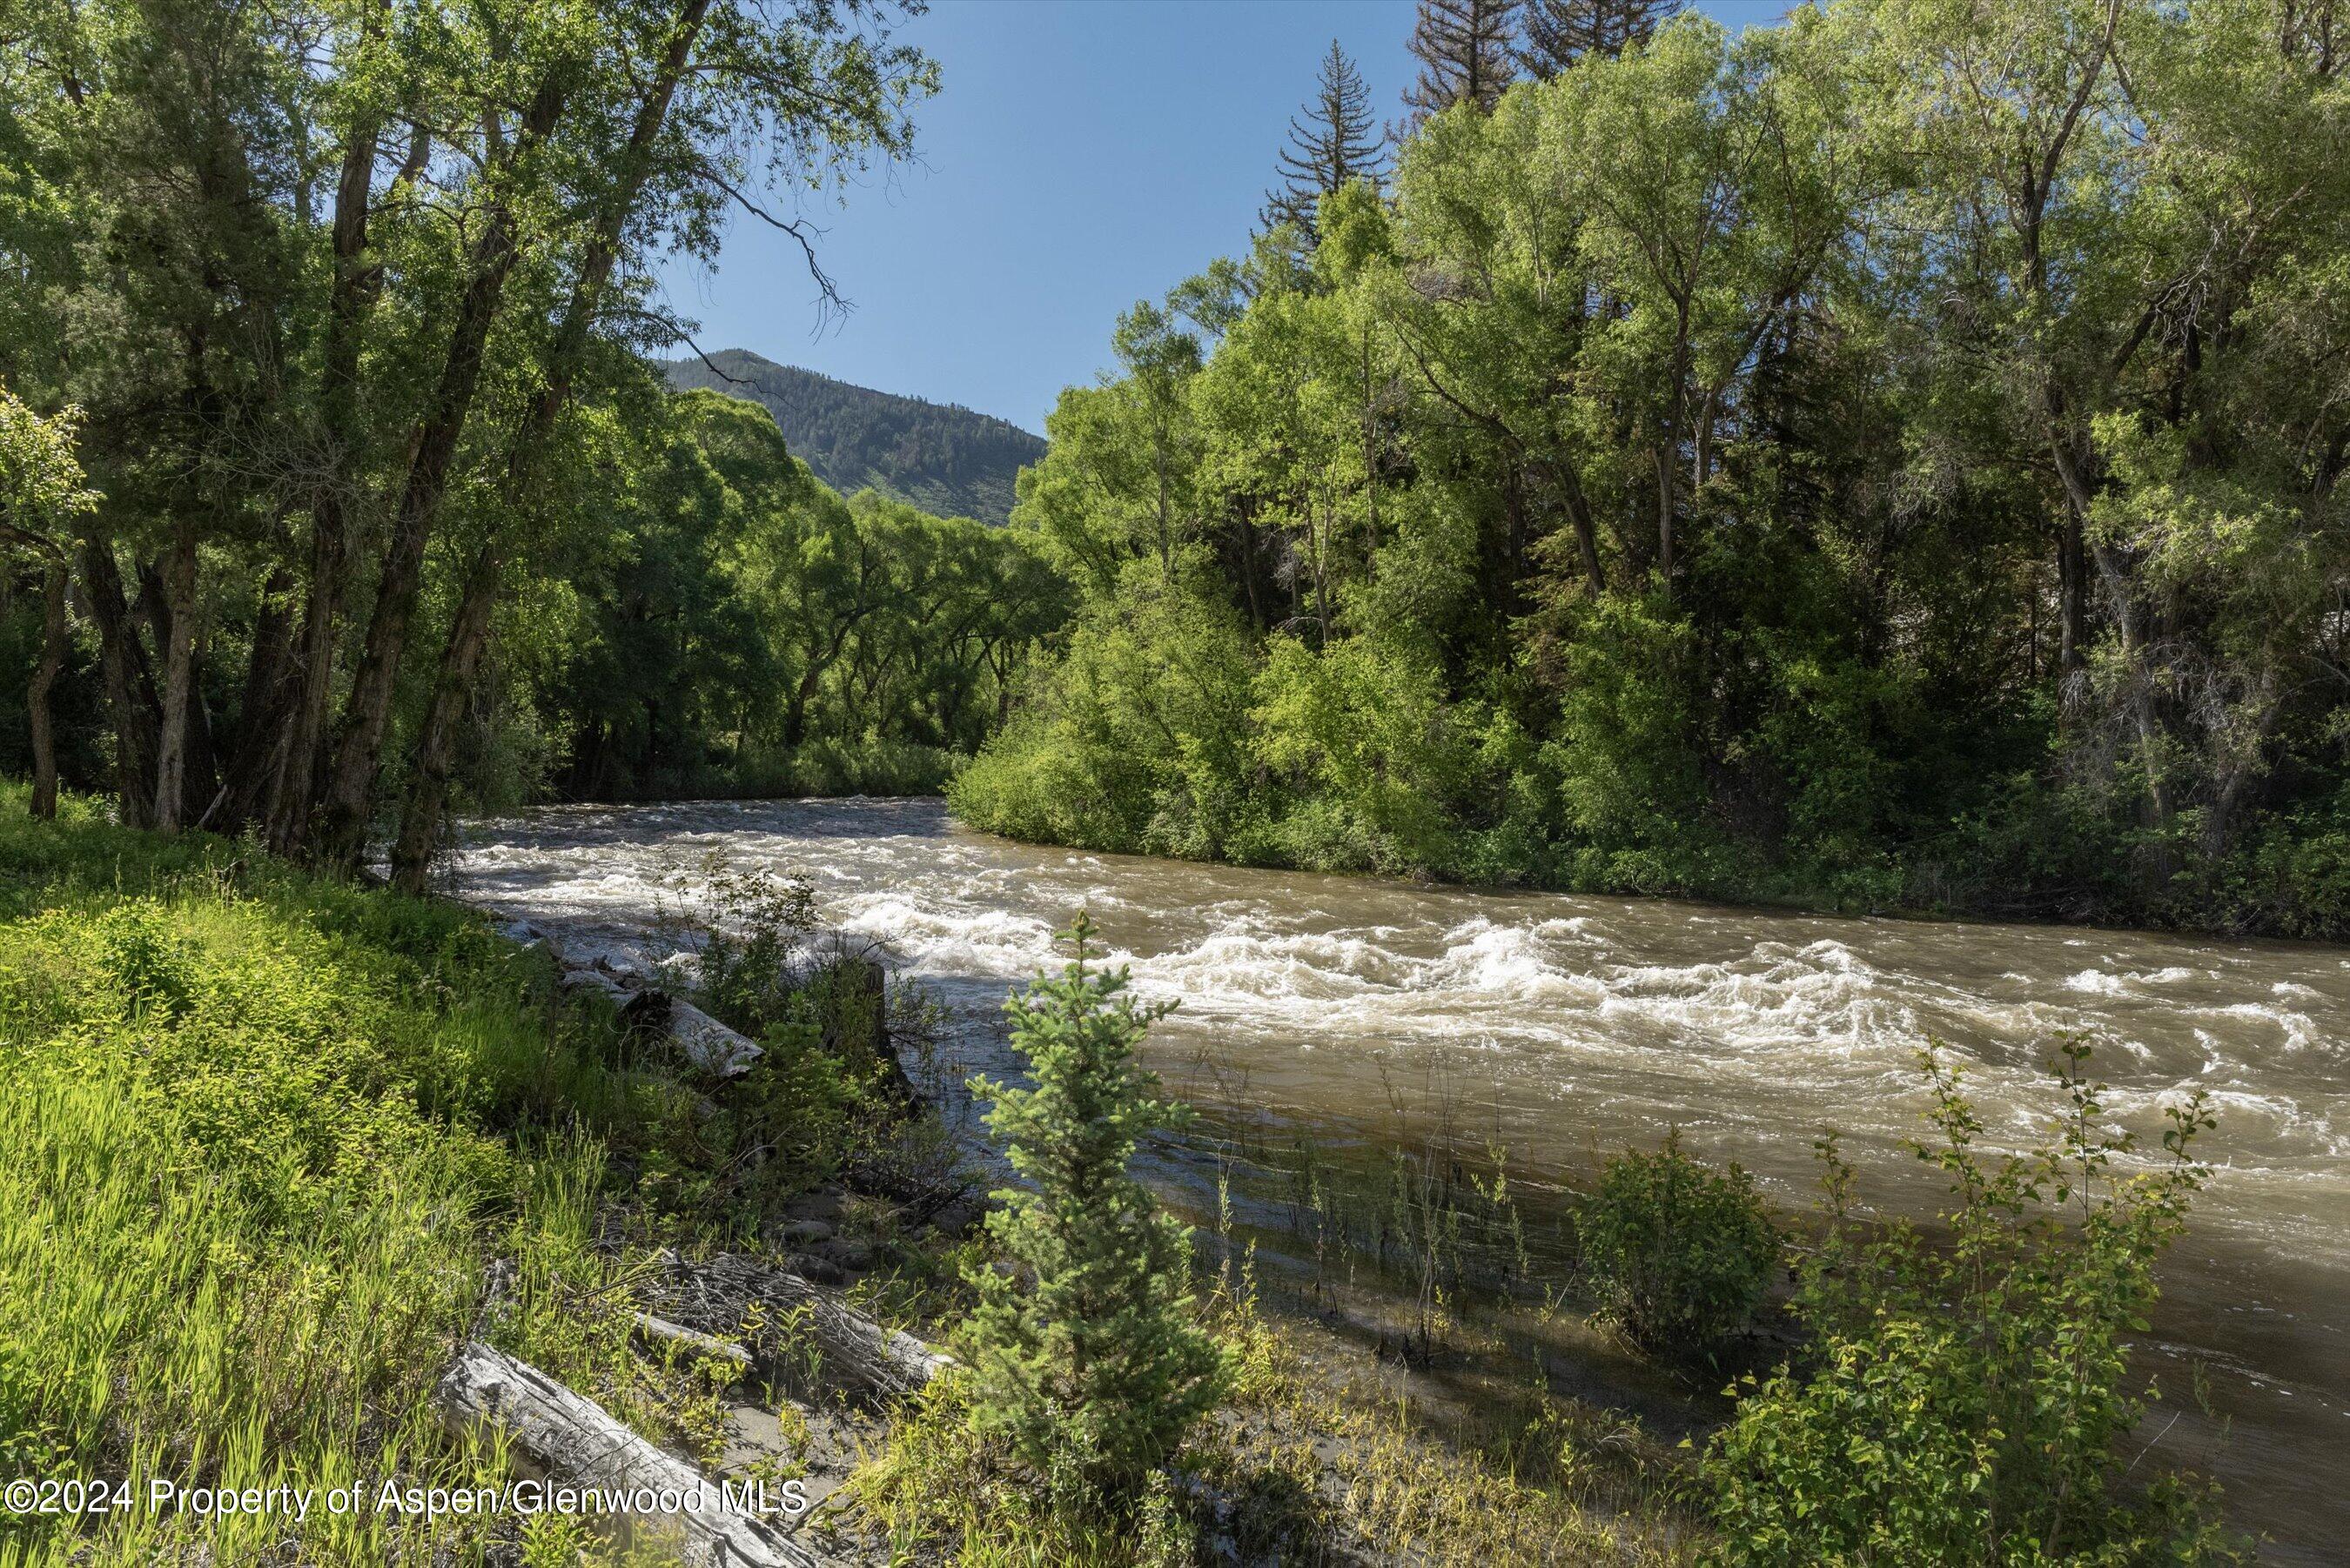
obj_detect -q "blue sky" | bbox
[655,0,1789,435]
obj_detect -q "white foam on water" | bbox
[447,798,2350,1267]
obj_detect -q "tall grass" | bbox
[0,785,680,1565]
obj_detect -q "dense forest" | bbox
[528,383,1062,804]
[955,0,2350,938]
[663,349,1047,526]
[4,0,2348,939]
[0,0,1072,892]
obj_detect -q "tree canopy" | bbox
[954,1,2350,937]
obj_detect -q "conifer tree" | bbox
[1518,0,1681,77]
[1400,0,1521,128]
[964,915,1226,1503]
[1261,40,1389,243]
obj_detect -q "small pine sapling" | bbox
[964,913,1228,1509]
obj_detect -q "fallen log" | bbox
[666,995,762,1077]
[546,956,762,1079]
[650,1250,951,1405]
[436,1340,830,1568]
[633,1310,755,1373]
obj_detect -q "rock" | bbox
[783,1189,848,1223]
[779,1218,835,1246]
[926,1196,984,1237]
[816,1240,872,1273]
[788,1254,849,1288]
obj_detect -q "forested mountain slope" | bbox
[662,349,1044,525]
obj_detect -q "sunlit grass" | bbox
[0,785,687,1565]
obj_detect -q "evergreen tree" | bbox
[1518,0,1681,77]
[964,915,1226,1504]
[1400,0,1521,128]
[1261,40,1389,243]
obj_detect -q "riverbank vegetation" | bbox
[0,791,2246,1563]
[9,0,2349,938]
[952,0,2350,938]
[0,0,1070,895]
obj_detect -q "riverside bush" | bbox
[964,915,1226,1509]
[1702,1043,2242,1565]
[1581,1134,1776,1353]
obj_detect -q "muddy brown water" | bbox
[452,798,2350,1563]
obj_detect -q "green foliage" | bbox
[850,1370,1196,1565]
[0,0,943,861]
[1702,1043,2242,1566]
[956,0,2350,935]
[543,387,1065,804]
[0,390,98,529]
[0,785,690,1563]
[721,1021,866,1196]
[964,915,1227,1507]
[675,856,822,1035]
[950,560,1262,860]
[1581,1134,1776,1354]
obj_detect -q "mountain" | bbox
[660,349,1045,526]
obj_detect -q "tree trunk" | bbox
[389,542,503,895]
[1653,443,1675,583]
[2057,506,2087,674]
[146,526,210,834]
[272,76,397,858]
[1546,456,1606,598]
[151,524,196,832]
[383,0,711,881]
[316,77,568,874]
[28,560,68,820]
[78,538,161,828]
[212,566,296,834]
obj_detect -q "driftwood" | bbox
[648,1250,951,1406]
[633,1310,754,1372]
[664,995,762,1076]
[512,920,762,1080]
[436,1340,831,1567]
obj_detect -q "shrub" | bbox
[1580,1132,1776,1353]
[963,914,1227,1508]
[1702,1042,2243,1565]
[672,855,820,1035]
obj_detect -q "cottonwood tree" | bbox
[1261,40,1388,244]
[0,0,932,875]
[1850,0,2350,860]
[0,392,99,818]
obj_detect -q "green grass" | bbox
[0,787,706,1565]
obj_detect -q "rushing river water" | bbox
[451,797,2350,1562]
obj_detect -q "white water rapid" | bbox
[453,797,2350,1562]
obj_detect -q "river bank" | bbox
[0,790,1725,1565]
[448,795,2348,1564]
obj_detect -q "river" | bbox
[450,797,2349,1562]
